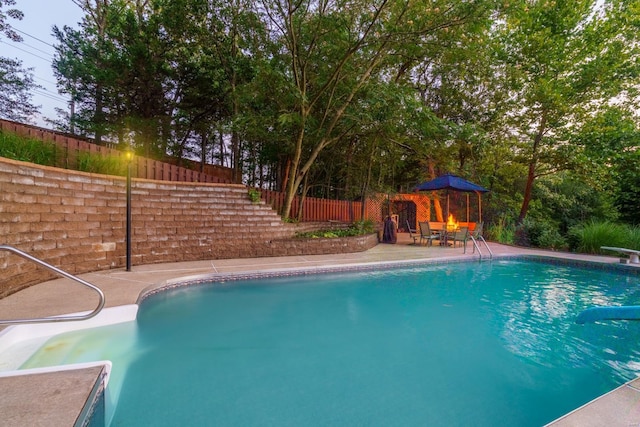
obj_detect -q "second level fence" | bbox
[1,119,235,184]
[259,190,432,225]
[260,189,365,223]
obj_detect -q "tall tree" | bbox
[575,107,640,225]
[496,0,640,223]
[258,0,494,219]
[0,0,21,41]
[0,0,40,122]
[0,57,40,122]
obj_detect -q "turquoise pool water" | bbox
[23,260,640,426]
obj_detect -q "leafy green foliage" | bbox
[296,220,376,239]
[614,152,640,226]
[76,152,127,176]
[494,0,640,223]
[527,174,618,233]
[515,217,567,250]
[485,214,515,245]
[34,0,640,233]
[0,131,56,165]
[0,57,40,122]
[0,0,23,41]
[0,130,130,176]
[247,188,261,203]
[568,221,632,253]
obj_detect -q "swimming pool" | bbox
[21,259,640,426]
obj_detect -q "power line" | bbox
[0,40,51,63]
[33,89,69,104]
[33,92,66,104]
[34,75,59,87]
[18,40,53,58]
[33,89,68,103]
[12,27,55,48]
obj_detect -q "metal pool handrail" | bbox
[469,234,493,260]
[0,245,105,325]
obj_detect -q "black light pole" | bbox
[126,151,132,271]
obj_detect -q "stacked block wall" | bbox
[0,158,377,297]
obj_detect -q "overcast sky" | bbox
[3,0,84,126]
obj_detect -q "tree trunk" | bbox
[518,112,547,224]
[199,131,207,172]
[297,174,309,221]
[360,143,376,221]
[428,160,443,221]
[518,161,537,224]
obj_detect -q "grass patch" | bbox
[568,221,635,254]
[0,130,57,166]
[1,129,130,176]
[486,215,515,245]
[77,152,128,176]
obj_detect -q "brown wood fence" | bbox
[0,119,235,183]
[260,188,365,223]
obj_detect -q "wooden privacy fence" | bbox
[260,189,365,223]
[0,119,234,183]
[259,190,433,224]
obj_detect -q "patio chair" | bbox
[406,220,419,245]
[418,221,440,246]
[451,226,469,253]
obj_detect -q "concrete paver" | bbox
[0,365,105,427]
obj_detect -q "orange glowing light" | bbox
[447,214,459,230]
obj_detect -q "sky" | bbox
[3,0,85,126]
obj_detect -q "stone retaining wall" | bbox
[0,158,378,297]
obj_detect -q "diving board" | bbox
[601,246,640,264]
[576,306,640,324]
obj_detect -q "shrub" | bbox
[628,226,640,251]
[296,220,376,238]
[516,217,567,250]
[486,215,515,244]
[536,228,568,251]
[350,219,376,235]
[568,221,628,254]
[247,188,261,203]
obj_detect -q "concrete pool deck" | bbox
[1,235,639,426]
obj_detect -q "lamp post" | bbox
[126,151,132,271]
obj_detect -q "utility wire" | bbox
[33,89,68,104]
[34,75,59,86]
[12,27,55,48]
[18,40,53,58]
[1,40,51,62]
[33,87,68,102]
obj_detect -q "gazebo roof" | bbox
[414,173,489,193]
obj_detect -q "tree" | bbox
[495,0,640,224]
[0,0,22,41]
[0,57,41,122]
[575,107,640,225]
[258,0,496,219]
[0,0,40,122]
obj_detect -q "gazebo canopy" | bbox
[413,173,489,193]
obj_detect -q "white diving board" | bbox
[600,246,640,264]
